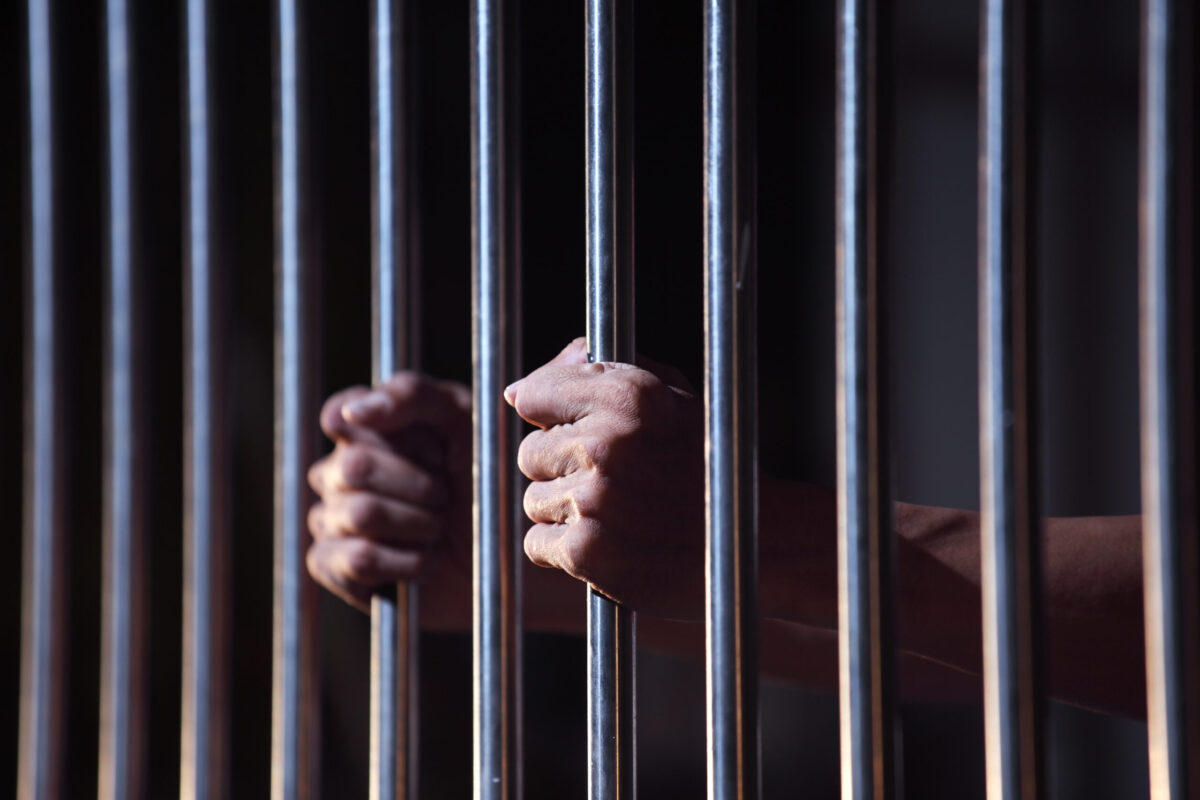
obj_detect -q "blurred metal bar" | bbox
[272,0,321,796]
[978,0,1043,797]
[584,0,636,798]
[18,0,67,796]
[471,0,517,797]
[100,0,148,796]
[181,0,231,796]
[1139,0,1200,797]
[835,0,897,797]
[369,0,421,796]
[704,0,760,797]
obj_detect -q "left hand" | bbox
[505,338,705,620]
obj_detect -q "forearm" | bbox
[761,475,1146,716]
[523,575,978,701]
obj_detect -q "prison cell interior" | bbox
[4,0,1198,797]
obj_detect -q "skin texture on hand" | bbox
[305,373,473,630]
[505,338,708,621]
[305,339,1147,717]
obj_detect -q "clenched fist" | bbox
[306,373,473,629]
[506,338,707,621]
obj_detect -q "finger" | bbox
[505,360,650,428]
[516,425,607,481]
[523,473,585,524]
[316,492,442,546]
[308,454,334,495]
[308,501,330,539]
[320,386,376,443]
[307,538,426,612]
[523,521,568,569]
[341,372,471,436]
[522,518,600,586]
[329,443,448,506]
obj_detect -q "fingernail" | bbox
[343,391,391,422]
[503,380,521,405]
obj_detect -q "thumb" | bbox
[503,337,589,405]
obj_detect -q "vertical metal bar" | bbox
[504,1,525,796]
[835,0,897,797]
[978,0,1043,797]
[100,0,148,796]
[272,0,320,795]
[18,0,66,796]
[704,0,759,797]
[471,0,517,797]
[370,0,420,796]
[1139,0,1200,797]
[584,1,636,798]
[181,0,231,796]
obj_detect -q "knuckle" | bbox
[345,494,382,533]
[522,484,540,522]
[513,388,534,421]
[560,523,599,582]
[579,434,610,470]
[307,459,326,493]
[305,544,326,581]
[517,431,543,478]
[321,387,367,434]
[568,479,604,519]
[523,526,552,566]
[340,539,379,582]
[338,446,374,488]
[307,503,325,537]
[605,376,653,421]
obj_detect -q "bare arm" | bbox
[758,478,1144,715]
[306,339,1145,716]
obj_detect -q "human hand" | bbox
[506,338,706,620]
[306,373,473,629]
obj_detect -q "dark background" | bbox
[0,0,1148,796]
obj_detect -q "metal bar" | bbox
[100,0,148,795]
[369,0,420,795]
[704,0,759,797]
[471,0,517,796]
[835,0,897,797]
[181,0,231,796]
[504,1,525,796]
[584,1,636,798]
[18,0,67,796]
[978,0,1043,797]
[1139,0,1200,796]
[272,0,321,795]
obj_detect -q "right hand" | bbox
[306,373,473,629]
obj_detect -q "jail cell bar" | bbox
[18,0,67,797]
[704,0,760,799]
[471,0,521,798]
[272,0,321,796]
[585,1,637,798]
[369,0,421,797]
[181,0,235,796]
[835,0,898,796]
[1139,0,1200,798]
[978,0,1044,798]
[15,2,1200,799]
[100,0,150,797]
